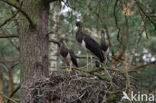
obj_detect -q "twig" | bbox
[128,27,143,66]
[114,0,120,41]
[0,92,17,103]
[135,0,156,29]
[132,60,156,70]
[49,39,59,45]
[0,63,9,71]
[0,58,19,63]
[62,0,75,10]
[7,85,20,103]
[0,34,19,38]
[106,67,131,91]
[137,2,149,39]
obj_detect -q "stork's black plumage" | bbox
[100,30,108,52]
[59,39,78,67]
[76,22,104,62]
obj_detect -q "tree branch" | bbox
[0,63,9,71]
[0,59,19,63]
[132,60,156,70]
[0,92,17,103]
[7,85,20,103]
[0,0,34,26]
[135,0,156,29]
[114,0,120,41]
[49,39,59,45]
[0,34,19,38]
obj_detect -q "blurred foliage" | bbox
[0,0,156,102]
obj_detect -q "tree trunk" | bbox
[19,0,49,102]
[49,2,60,71]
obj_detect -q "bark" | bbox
[19,0,49,102]
[121,27,129,69]
[49,2,60,71]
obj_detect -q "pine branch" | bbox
[135,0,156,29]
[0,11,19,28]
[0,0,34,27]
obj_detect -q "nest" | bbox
[22,70,126,103]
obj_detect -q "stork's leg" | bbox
[104,52,107,65]
[90,55,93,69]
[69,61,72,72]
[87,53,88,69]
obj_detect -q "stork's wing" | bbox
[84,35,104,62]
[69,51,78,67]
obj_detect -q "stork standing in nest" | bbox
[75,21,104,68]
[95,30,109,67]
[59,38,78,70]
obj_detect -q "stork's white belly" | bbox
[66,53,72,66]
[81,40,87,50]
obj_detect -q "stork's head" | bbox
[76,21,82,27]
[59,38,68,48]
[101,30,105,34]
[59,38,66,43]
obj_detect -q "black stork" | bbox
[59,38,78,69]
[95,30,109,67]
[76,21,104,67]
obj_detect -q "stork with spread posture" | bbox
[76,21,104,68]
[59,38,78,69]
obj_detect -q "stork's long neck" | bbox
[77,26,82,32]
[76,26,84,43]
[60,42,64,49]
[101,32,105,42]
